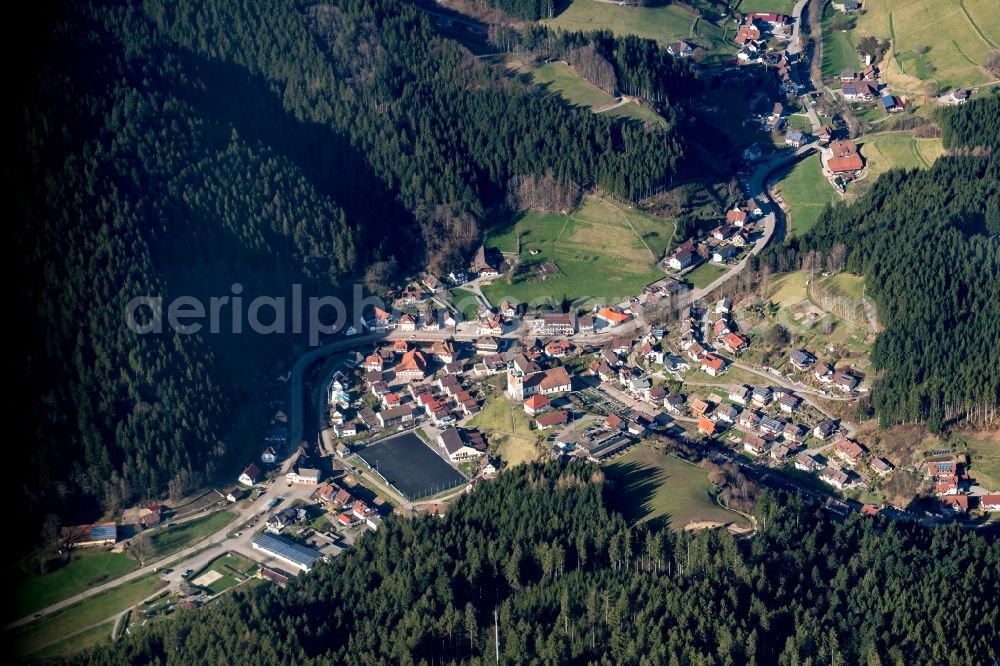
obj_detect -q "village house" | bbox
[785,130,807,148]
[667,40,694,57]
[689,396,712,418]
[740,410,762,430]
[744,434,769,456]
[833,438,867,465]
[795,452,823,471]
[261,446,277,464]
[770,443,791,461]
[729,385,751,404]
[544,339,573,358]
[367,307,395,331]
[717,404,741,424]
[698,416,718,436]
[475,337,501,355]
[667,241,697,270]
[286,467,321,486]
[834,370,860,392]
[596,307,632,327]
[761,415,784,435]
[813,419,837,440]
[438,427,487,462]
[535,409,569,430]
[722,332,749,353]
[870,457,894,476]
[396,349,428,381]
[713,318,731,339]
[665,394,685,414]
[735,16,761,44]
[523,394,550,416]
[752,386,772,406]
[701,354,727,376]
[376,404,414,429]
[420,336,450,360]
[398,313,417,332]
[472,245,500,278]
[478,316,503,336]
[499,300,517,318]
[726,209,748,227]
[778,393,801,413]
[239,463,262,486]
[790,348,816,371]
[881,94,904,113]
[783,422,807,444]
[713,245,740,264]
[578,316,594,333]
[541,312,577,336]
[821,466,852,490]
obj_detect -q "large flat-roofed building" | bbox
[62,522,118,548]
[252,533,323,572]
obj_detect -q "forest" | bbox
[489,25,701,103]
[14,0,691,545]
[760,147,999,428]
[83,462,1000,665]
[937,93,1000,150]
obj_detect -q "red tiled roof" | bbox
[524,394,549,410]
[828,155,864,173]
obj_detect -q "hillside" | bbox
[762,98,1000,429]
[81,463,1000,664]
[13,0,692,546]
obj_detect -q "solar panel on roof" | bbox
[89,524,118,540]
[252,533,321,568]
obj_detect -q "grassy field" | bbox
[450,287,480,320]
[10,573,162,659]
[775,154,839,237]
[784,114,813,132]
[514,59,667,126]
[468,395,542,466]
[13,550,139,621]
[684,261,728,289]
[602,99,668,126]
[604,444,750,529]
[859,133,945,181]
[149,510,237,558]
[481,196,670,304]
[544,1,730,54]
[961,431,1000,490]
[28,619,114,661]
[734,0,797,13]
[764,270,875,369]
[521,61,617,109]
[856,0,1000,90]
[192,552,259,596]
[821,4,859,79]
[818,272,866,301]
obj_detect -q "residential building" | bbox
[701,354,727,376]
[286,468,321,485]
[438,427,487,462]
[821,467,852,490]
[790,349,816,371]
[744,434,769,455]
[239,463,262,486]
[870,457,894,476]
[523,394,550,416]
[396,350,428,381]
[261,447,277,464]
[541,312,577,335]
[535,409,569,430]
[833,438,867,465]
[376,405,414,428]
[596,307,631,327]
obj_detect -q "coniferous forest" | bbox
[83,463,1000,665]
[13,0,691,541]
[760,104,1000,429]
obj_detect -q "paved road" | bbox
[682,143,817,304]
[787,0,810,56]
[4,483,317,631]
